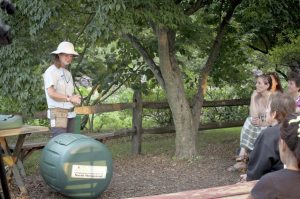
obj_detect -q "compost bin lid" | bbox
[54,134,87,146]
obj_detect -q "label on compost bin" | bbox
[71,165,107,179]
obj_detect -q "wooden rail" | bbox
[74,98,250,115]
[31,98,249,117]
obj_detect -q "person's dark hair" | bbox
[280,113,300,169]
[270,93,295,123]
[257,74,272,90]
[288,71,300,91]
[266,72,283,93]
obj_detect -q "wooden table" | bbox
[127,180,257,199]
[0,125,49,194]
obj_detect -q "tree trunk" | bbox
[126,1,242,159]
[157,27,197,159]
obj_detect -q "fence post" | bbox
[132,89,143,154]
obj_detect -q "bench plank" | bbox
[127,181,257,199]
[10,133,107,161]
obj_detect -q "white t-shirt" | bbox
[43,65,76,118]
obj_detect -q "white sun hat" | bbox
[51,41,79,56]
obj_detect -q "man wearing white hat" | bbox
[43,41,81,137]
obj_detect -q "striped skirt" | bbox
[240,117,266,151]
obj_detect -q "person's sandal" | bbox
[227,162,247,172]
[236,155,249,162]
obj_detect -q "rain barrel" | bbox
[0,115,23,130]
[40,133,113,199]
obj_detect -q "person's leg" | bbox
[236,147,248,161]
[228,118,251,172]
[67,118,76,133]
[51,127,67,137]
[238,117,254,160]
[239,147,247,156]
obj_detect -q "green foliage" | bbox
[76,41,151,102]
[142,87,172,127]
[236,0,300,53]
[0,43,46,114]
[92,111,132,130]
[268,34,300,70]
[0,1,71,114]
[201,85,249,123]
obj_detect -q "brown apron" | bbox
[50,108,69,128]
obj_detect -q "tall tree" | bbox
[115,0,242,158]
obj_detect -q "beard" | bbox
[62,60,70,66]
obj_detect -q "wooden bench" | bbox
[127,181,257,199]
[19,142,48,161]
[9,133,110,161]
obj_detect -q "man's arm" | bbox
[47,86,81,104]
[47,86,68,102]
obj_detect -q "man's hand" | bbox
[251,117,261,126]
[70,95,81,105]
[240,174,247,182]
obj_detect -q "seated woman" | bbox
[236,73,273,162]
[287,71,300,112]
[245,92,295,181]
[248,113,300,199]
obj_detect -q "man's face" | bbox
[58,53,74,66]
[288,80,299,94]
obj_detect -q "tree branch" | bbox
[100,82,125,102]
[123,33,166,89]
[184,0,211,15]
[192,0,242,127]
[259,35,270,51]
[247,34,270,54]
[92,66,142,106]
[275,65,287,81]
[83,84,99,105]
[72,43,89,99]
[248,44,268,54]
[175,0,183,4]
[75,13,96,42]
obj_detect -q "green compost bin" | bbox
[0,115,23,130]
[39,133,113,199]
